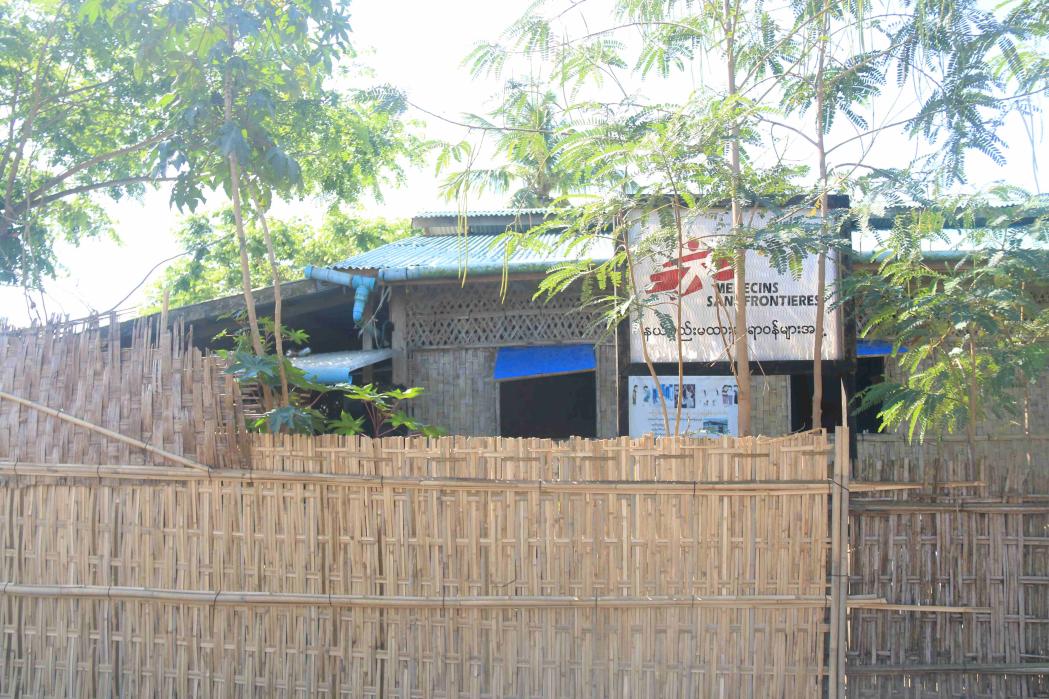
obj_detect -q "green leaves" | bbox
[145,208,409,310]
[327,410,366,436]
[848,190,1049,441]
[255,405,324,435]
[329,383,444,438]
[218,121,250,162]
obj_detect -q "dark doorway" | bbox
[790,370,847,432]
[853,357,886,433]
[499,372,597,438]
[789,357,886,433]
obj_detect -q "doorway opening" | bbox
[499,372,597,439]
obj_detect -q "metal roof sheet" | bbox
[331,233,613,280]
[289,349,393,384]
[412,208,550,219]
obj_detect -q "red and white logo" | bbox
[647,239,733,296]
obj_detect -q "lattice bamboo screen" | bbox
[402,281,602,349]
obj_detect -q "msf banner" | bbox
[629,232,843,363]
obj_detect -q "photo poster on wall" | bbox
[628,375,740,437]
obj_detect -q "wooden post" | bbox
[361,293,377,385]
[390,286,407,386]
[616,317,630,436]
[829,382,851,698]
[160,288,170,332]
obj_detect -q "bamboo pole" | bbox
[846,663,1049,675]
[0,583,836,609]
[851,499,1049,513]
[828,422,845,699]
[848,480,984,492]
[834,384,850,699]
[0,390,211,472]
[846,601,991,613]
[0,461,837,494]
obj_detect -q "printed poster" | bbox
[628,375,739,437]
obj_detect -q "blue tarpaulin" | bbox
[493,344,596,381]
[857,339,906,357]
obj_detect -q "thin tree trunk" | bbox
[253,194,289,405]
[223,26,270,410]
[624,223,671,434]
[725,0,751,436]
[673,202,685,436]
[966,323,978,472]
[811,0,831,431]
[228,158,264,355]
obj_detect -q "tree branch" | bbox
[23,130,171,204]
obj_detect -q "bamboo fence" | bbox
[0,311,839,697]
[848,433,1049,698]
[4,321,1043,696]
[0,317,247,469]
[0,430,835,698]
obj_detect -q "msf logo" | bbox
[647,239,733,296]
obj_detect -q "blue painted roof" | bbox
[857,339,907,357]
[332,233,614,280]
[493,344,596,381]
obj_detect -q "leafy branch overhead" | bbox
[846,190,1049,441]
[144,209,410,310]
[0,0,418,287]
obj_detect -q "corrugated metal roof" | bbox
[331,233,613,280]
[413,209,550,219]
[411,209,555,236]
[290,349,393,384]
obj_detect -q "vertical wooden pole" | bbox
[828,428,842,698]
[160,289,170,335]
[830,381,850,698]
[616,317,630,436]
[361,294,376,386]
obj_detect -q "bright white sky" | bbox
[0,0,1044,326]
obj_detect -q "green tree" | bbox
[848,189,1048,453]
[0,0,171,286]
[459,0,1047,438]
[101,0,416,411]
[0,1,414,290]
[146,209,410,310]
[440,84,585,208]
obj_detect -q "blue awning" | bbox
[857,339,906,357]
[289,349,393,385]
[493,344,596,381]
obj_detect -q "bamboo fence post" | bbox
[831,382,851,699]
[828,425,844,699]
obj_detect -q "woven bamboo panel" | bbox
[0,318,246,469]
[0,432,833,698]
[402,282,601,349]
[849,434,1049,698]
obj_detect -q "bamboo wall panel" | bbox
[0,319,246,469]
[848,433,1049,698]
[406,347,499,436]
[0,432,833,698]
[594,338,618,438]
